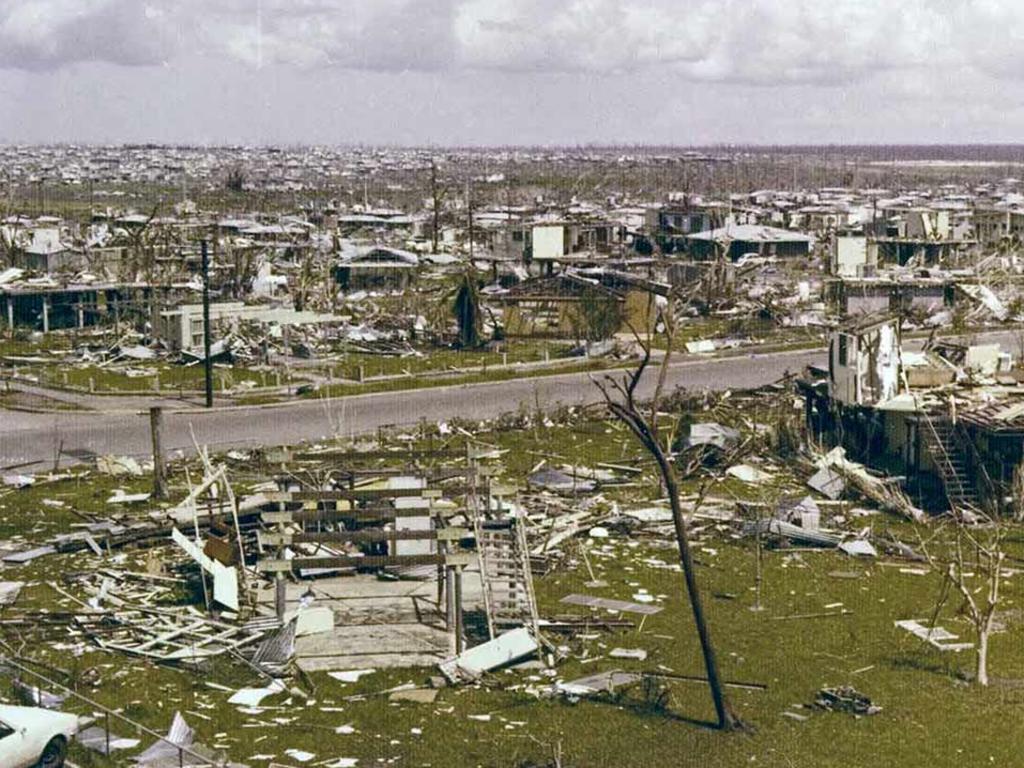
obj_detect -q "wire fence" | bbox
[0,655,225,767]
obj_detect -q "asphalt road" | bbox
[0,346,822,468]
[3,328,1019,470]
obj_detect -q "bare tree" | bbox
[918,515,1007,686]
[224,164,247,193]
[429,159,448,255]
[120,206,159,283]
[1014,459,1024,522]
[592,295,741,730]
[0,226,23,269]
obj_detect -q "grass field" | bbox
[0,418,1021,767]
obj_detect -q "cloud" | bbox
[2,0,1024,91]
[0,0,177,69]
[454,0,963,84]
[196,0,458,71]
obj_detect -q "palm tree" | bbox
[452,270,482,348]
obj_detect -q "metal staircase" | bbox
[920,409,982,518]
[474,516,540,639]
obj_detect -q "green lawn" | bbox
[0,418,1021,767]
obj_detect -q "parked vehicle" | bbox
[0,704,78,768]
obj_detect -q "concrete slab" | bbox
[295,623,452,671]
[262,570,480,670]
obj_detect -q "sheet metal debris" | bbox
[172,527,240,611]
[560,594,663,615]
[894,619,975,652]
[440,627,539,682]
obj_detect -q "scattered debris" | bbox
[726,464,774,484]
[895,619,975,652]
[838,539,878,558]
[560,594,663,615]
[440,627,539,683]
[388,688,439,703]
[813,686,881,716]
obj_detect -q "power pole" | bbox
[201,239,214,408]
[466,179,474,260]
[150,406,167,499]
[431,160,442,255]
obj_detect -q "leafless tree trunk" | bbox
[920,518,1006,686]
[430,159,448,255]
[593,297,740,730]
[1013,460,1024,522]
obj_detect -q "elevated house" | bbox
[801,316,1022,515]
[973,206,1024,246]
[824,274,953,318]
[527,220,627,274]
[684,223,813,261]
[866,210,974,268]
[1,281,157,333]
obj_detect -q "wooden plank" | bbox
[257,552,474,573]
[260,508,460,525]
[289,448,464,461]
[259,527,468,547]
[263,486,471,503]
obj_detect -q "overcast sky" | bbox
[1,0,1023,146]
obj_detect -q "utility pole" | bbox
[150,406,167,499]
[201,239,213,408]
[430,159,443,255]
[466,179,474,260]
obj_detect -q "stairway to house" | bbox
[474,517,540,639]
[921,413,982,517]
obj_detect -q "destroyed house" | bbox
[830,233,875,277]
[871,236,966,268]
[827,315,902,407]
[1,282,155,333]
[528,220,627,269]
[156,302,340,352]
[791,204,854,234]
[645,205,715,237]
[332,246,419,292]
[476,214,531,261]
[824,275,952,318]
[972,207,1024,246]
[336,212,421,237]
[802,318,1024,514]
[866,209,973,267]
[6,227,84,273]
[495,272,662,339]
[239,223,311,244]
[684,224,812,261]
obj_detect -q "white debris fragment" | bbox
[228,680,286,707]
[328,669,376,683]
[726,464,773,484]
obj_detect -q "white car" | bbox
[0,704,78,768]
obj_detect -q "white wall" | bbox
[830,322,901,406]
[531,225,565,261]
[833,235,868,276]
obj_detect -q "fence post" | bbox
[150,406,168,499]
